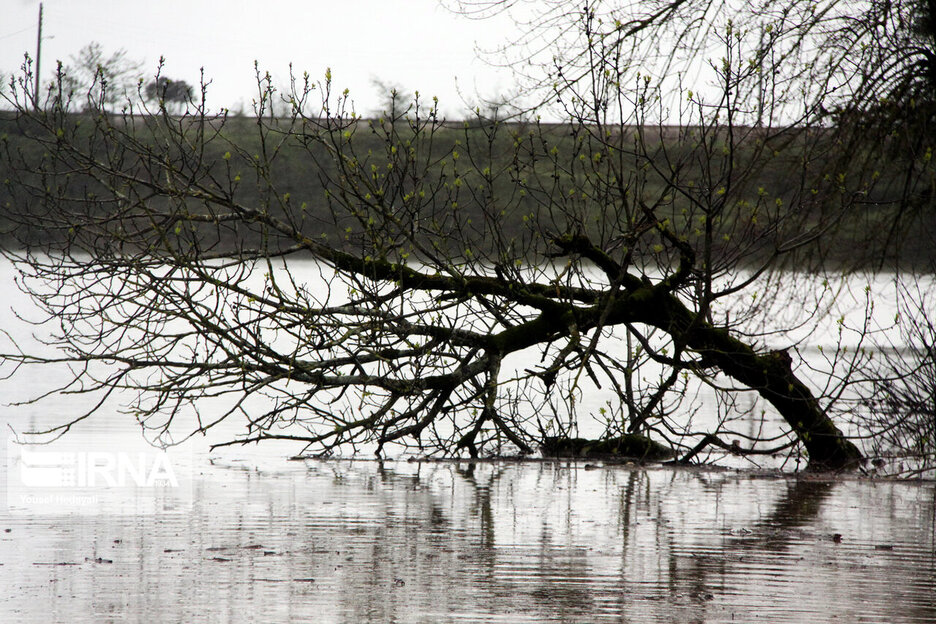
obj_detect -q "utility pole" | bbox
[34,2,43,111]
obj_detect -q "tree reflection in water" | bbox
[1,460,933,622]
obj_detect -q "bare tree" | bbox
[370,77,419,119]
[63,41,144,112]
[860,277,936,476]
[4,0,933,469]
[443,0,936,471]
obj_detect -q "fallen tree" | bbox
[4,1,933,469]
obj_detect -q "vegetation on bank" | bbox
[3,111,932,270]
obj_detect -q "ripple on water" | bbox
[1,460,934,623]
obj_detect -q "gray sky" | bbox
[1,0,515,116]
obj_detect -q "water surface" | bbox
[1,258,935,621]
[2,457,934,623]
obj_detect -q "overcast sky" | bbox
[1,0,516,116]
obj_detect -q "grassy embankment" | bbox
[1,111,932,269]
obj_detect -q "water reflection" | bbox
[1,459,934,623]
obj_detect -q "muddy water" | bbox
[1,458,934,623]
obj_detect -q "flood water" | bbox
[1,453,935,623]
[1,256,935,622]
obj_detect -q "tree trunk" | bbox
[634,284,864,470]
[488,275,863,469]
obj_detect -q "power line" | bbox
[0,25,35,41]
